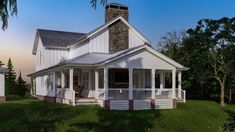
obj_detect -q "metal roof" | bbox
[0,67,8,74]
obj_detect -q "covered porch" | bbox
[48,66,186,110]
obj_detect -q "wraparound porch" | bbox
[51,67,185,110]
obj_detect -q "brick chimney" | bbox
[105,3,129,53]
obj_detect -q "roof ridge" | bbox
[37,28,86,35]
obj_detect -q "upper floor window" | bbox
[39,51,43,65]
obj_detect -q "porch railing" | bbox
[155,89,173,99]
[108,88,129,100]
[133,88,151,100]
[96,89,105,100]
[56,88,75,106]
[176,89,186,102]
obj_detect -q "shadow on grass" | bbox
[70,109,160,132]
[0,99,160,132]
[222,109,235,132]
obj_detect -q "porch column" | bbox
[129,68,133,100]
[160,71,164,89]
[172,69,176,98]
[178,71,182,99]
[69,68,74,90]
[61,71,65,88]
[95,69,99,99]
[104,67,108,100]
[52,72,57,97]
[103,67,110,110]
[151,69,156,99]
[151,69,156,109]
[30,77,34,96]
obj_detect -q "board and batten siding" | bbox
[90,28,109,53]
[129,29,146,48]
[69,41,90,59]
[36,38,45,71]
[44,48,68,68]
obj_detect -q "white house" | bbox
[29,3,188,110]
[0,67,7,102]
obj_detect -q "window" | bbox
[39,51,43,65]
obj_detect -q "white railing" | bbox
[108,88,129,100]
[155,89,173,99]
[133,88,151,100]
[96,89,105,100]
[56,88,75,106]
[176,89,186,103]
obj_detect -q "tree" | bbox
[188,17,235,106]
[0,0,17,30]
[90,0,107,9]
[5,58,17,95]
[16,71,28,96]
[0,61,4,67]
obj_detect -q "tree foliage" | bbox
[0,0,17,30]
[159,17,235,105]
[16,71,28,96]
[5,58,17,95]
[90,0,107,9]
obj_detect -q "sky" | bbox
[0,0,235,82]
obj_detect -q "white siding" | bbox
[107,49,176,70]
[90,28,109,53]
[134,100,151,110]
[129,29,145,48]
[35,75,56,97]
[36,38,45,71]
[69,41,90,59]
[110,100,129,110]
[0,74,5,97]
[155,99,173,109]
[44,48,68,68]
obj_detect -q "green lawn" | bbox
[0,98,234,132]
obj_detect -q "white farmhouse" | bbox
[29,3,188,110]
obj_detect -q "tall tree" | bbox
[5,58,17,95]
[189,17,235,106]
[16,71,28,96]
[0,0,17,30]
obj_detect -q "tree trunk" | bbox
[220,83,225,106]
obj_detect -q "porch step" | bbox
[75,99,98,105]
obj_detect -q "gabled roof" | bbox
[32,29,86,55]
[70,16,151,48]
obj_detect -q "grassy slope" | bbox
[0,98,234,132]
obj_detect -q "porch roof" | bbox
[28,45,189,77]
[0,67,8,74]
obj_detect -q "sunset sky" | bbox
[0,0,235,82]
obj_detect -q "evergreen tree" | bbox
[0,61,4,67]
[5,58,17,95]
[16,71,28,96]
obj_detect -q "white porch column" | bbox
[69,68,73,90]
[178,71,182,99]
[172,69,176,98]
[95,69,99,99]
[104,67,108,100]
[61,71,65,88]
[129,68,133,100]
[160,71,164,89]
[52,72,56,97]
[151,69,156,99]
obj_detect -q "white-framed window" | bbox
[39,50,43,66]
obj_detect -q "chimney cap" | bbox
[106,3,128,10]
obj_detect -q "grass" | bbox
[0,98,234,132]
